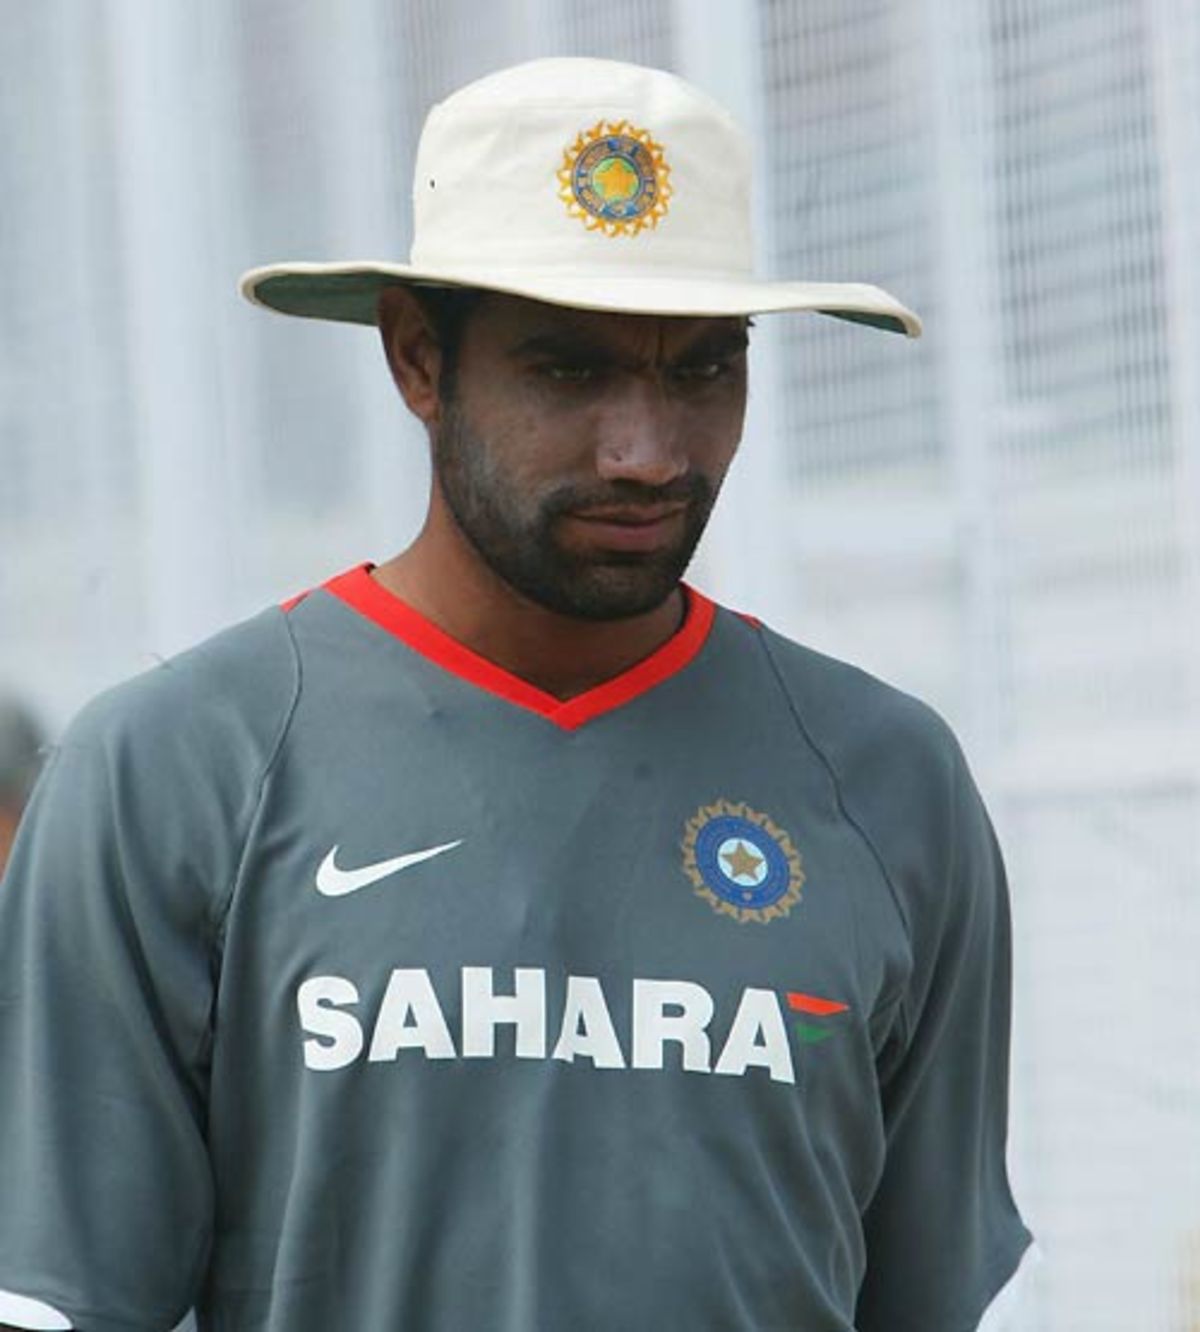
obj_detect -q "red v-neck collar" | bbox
[317,563,716,731]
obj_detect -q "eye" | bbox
[671,361,729,384]
[542,363,597,384]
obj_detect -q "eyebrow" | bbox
[677,326,751,362]
[508,324,750,366]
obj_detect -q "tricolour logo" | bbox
[681,799,805,924]
[557,119,671,236]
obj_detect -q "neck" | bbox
[371,529,686,701]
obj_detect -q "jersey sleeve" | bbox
[0,613,296,1332]
[854,734,1033,1331]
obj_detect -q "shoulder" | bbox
[57,606,300,805]
[8,609,301,942]
[743,620,992,933]
[747,619,964,786]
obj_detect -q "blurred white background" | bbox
[2,1,1198,1328]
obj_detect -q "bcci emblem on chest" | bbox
[681,799,805,924]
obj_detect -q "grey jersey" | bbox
[0,566,1031,1331]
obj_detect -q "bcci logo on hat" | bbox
[558,119,672,236]
[682,799,804,923]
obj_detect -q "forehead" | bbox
[466,292,749,358]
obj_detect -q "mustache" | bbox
[541,474,712,518]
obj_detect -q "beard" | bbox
[431,401,719,621]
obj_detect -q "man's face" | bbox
[430,294,749,621]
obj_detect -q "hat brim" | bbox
[239,262,922,337]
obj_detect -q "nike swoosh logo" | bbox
[315,839,464,897]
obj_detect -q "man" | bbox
[0,58,1033,1331]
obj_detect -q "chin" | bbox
[527,559,689,622]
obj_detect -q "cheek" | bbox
[499,407,603,486]
[498,420,583,490]
[453,396,559,487]
[683,396,745,473]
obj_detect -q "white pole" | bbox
[53,1,123,668]
[1147,0,1200,794]
[516,0,562,47]
[922,0,1005,771]
[306,0,431,564]
[104,0,241,659]
[672,0,793,624]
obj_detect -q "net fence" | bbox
[2,2,1197,1326]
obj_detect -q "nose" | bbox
[594,380,688,487]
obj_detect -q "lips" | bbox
[561,504,687,553]
[571,503,686,523]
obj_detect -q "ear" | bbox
[377,285,444,426]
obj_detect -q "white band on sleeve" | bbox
[0,1290,72,1330]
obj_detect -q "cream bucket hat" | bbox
[240,56,921,337]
